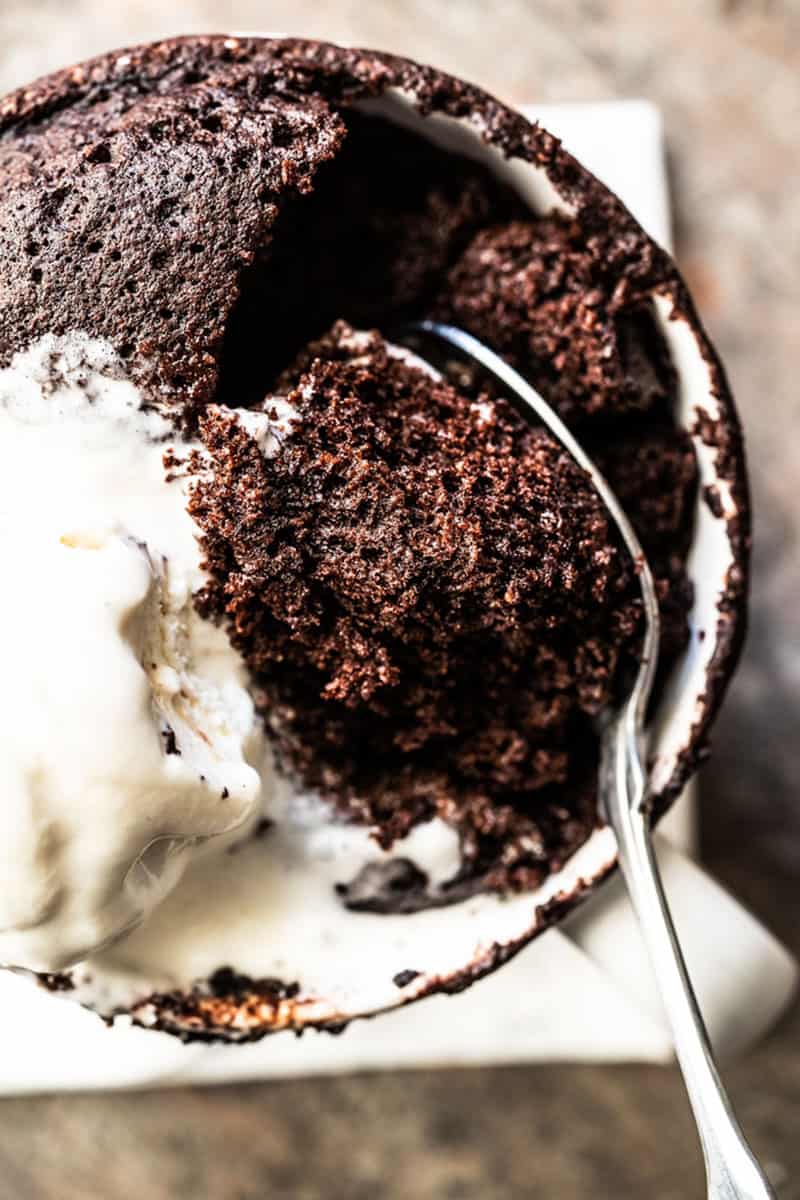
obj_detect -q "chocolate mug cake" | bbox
[0,36,748,1039]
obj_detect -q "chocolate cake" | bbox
[0,35,738,906]
[191,323,646,889]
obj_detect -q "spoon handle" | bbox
[404,320,776,1196]
[604,714,776,1200]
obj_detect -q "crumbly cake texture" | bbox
[192,323,643,887]
[0,35,746,901]
[434,216,675,424]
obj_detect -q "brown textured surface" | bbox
[192,323,643,889]
[0,4,797,1199]
[0,54,346,421]
[435,215,673,423]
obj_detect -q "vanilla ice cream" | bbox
[0,333,296,972]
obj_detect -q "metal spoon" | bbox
[397,320,776,1200]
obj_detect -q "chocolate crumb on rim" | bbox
[2,34,749,1042]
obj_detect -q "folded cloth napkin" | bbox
[0,101,794,1093]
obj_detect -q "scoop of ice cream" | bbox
[0,334,269,971]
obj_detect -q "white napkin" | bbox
[0,101,794,1093]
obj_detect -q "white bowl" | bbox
[34,43,749,1042]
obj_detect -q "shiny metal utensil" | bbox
[398,320,776,1200]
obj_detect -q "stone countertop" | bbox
[0,2,798,1197]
